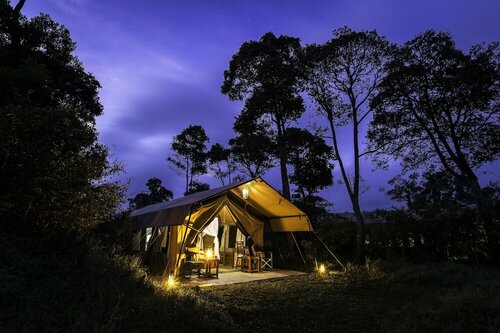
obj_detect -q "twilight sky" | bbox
[23,0,500,212]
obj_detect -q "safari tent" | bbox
[130,177,313,277]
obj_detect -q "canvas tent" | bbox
[130,177,312,276]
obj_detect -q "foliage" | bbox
[207,143,235,185]
[166,125,209,194]
[287,127,333,195]
[222,32,305,198]
[368,30,499,208]
[0,1,123,231]
[303,27,393,258]
[286,127,333,225]
[183,180,210,196]
[229,117,275,179]
[0,230,234,332]
[128,177,173,210]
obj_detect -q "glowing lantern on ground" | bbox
[167,274,176,288]
[318,264,326,274]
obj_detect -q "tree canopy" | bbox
[222,32,305,198]
[0,1,122,230]
[368,31,499,208]
[129,178,173,210]
[166,125,209,194]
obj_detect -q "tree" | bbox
[184,180,210,196]
[303,27,393,258]
[129,177,173,210]
[207,143,234,185]
[287,128,334,225]
[229,113,275,179]
[222,32,305,198]
[369,31,499,205]
[368,31,499,249]
[166,125,209,194]
[0,1,123,231]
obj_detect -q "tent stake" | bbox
[291,232,307,266]
[313,231,346,271]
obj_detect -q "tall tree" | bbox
[166,125,209,194]
[303,28,392,258]
[222,32,305,198]
[287,128,334,225]
[0,1,123,231]
[128,177,173,210]
[368,31,499,249]
[207,143,234,185]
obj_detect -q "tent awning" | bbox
[130,178,313,232]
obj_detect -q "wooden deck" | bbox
[180,269,306,287]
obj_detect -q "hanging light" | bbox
[242,187,249,200]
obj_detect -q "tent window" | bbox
[228,225,237,248]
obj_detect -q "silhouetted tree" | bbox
[0,1,123,231]
[287,128,334,225]
[207,143,235,185]
[222,32,305,199]
[184,180,210,196]
[229,113,275,179]
[303,28,393,258]
[129,177,173,210]
[166,125,209,194]
[368,31,499,252]
[369,31,499,209]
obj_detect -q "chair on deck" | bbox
[234,241,245,269]
[260,252,273,271]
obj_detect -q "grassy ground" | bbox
[2,231,499,332]
[204,261,500,332]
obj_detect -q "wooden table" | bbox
[241,254,261,273]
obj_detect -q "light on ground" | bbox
[318,264,326,274]
[167,274,176,287]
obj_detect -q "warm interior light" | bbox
[318,264,326,274]
[206,248,213,259]
[167,274,176,287]
[242,187,249,200]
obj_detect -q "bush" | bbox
[0,229,234,332]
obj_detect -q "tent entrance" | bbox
[186,203,262,272]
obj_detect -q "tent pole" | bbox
[174,206,194,277]
[291,232,307,266]
[313,231,346,271]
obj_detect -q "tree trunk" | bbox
[352,109,365,260]
[276,120,290,199]
[327,110,365,261]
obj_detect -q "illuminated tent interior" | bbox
[130,177,313,276]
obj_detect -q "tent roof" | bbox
[130,177,312,232]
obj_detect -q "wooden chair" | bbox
[234,241,246,269]
[260,252,273,271]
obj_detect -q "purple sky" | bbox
[23,0,499,212]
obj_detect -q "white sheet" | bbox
[202,217,220,259]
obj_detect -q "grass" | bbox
[204,261,500,332]
[1,230,499,332]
